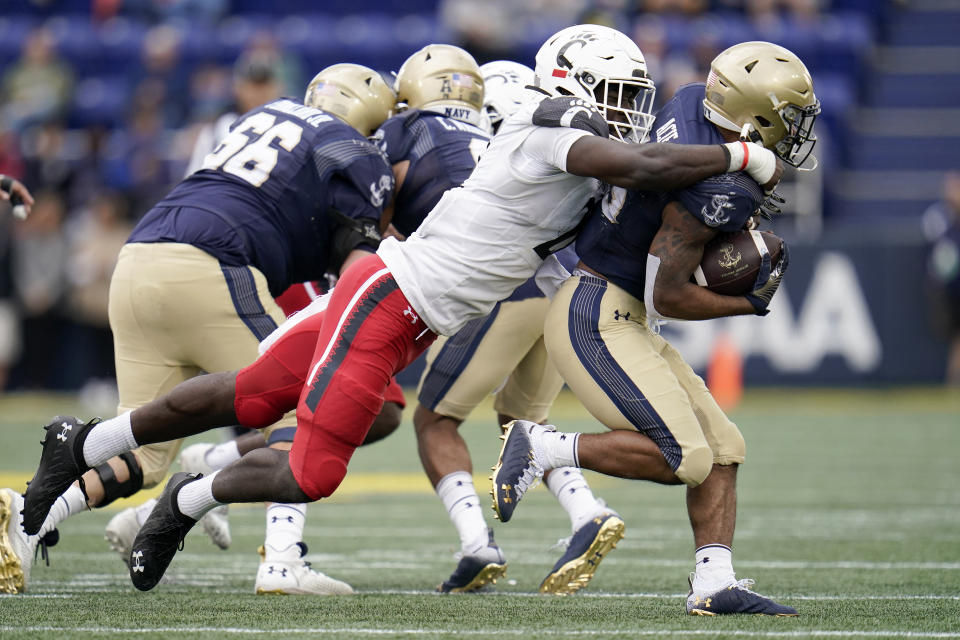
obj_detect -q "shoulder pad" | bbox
[531,97,607,137]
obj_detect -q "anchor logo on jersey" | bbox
[701,193,735,227]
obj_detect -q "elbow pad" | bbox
[329,209,381,273]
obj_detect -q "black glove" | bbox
[758,189,785,219]
[745,242,789,316]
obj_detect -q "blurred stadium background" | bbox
[0,0,957,397]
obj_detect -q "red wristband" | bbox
[739,141,749,171]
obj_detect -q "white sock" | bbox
[531,425,579,470]
[693,544,736,592]
[175,471,222,519]
[436,471,488,552]
[37,484,88,537]
[545,467,605,533]
[81,412,137,467]
[263,503,306,559]
[204,441,241,470]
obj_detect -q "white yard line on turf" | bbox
[1,627,960,638]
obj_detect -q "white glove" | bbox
[723,141,778,186]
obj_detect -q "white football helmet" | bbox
[479,60,535,135]
[534,24,656,143]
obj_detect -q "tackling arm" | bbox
[647,201,757,320]
[566,137,782,192]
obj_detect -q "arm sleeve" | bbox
[523,126,592,172]
[672,173,762,233]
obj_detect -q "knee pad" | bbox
[92,452,144,508]
[676,445,714,488]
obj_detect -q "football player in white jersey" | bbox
[414,58,623,595]
[21,24,785,594]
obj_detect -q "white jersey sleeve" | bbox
[522,125,589,173]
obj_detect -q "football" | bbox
[692,230,784,296]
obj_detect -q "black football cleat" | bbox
[21,416,98,535]
[539,511,625,595]
[686,575,799,616]
[437,529,506,593]
[129,472,200,592]
[490,420,547,523]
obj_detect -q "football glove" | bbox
[745,242,789,316]
[758,189,785,219]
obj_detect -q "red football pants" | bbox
[287,254,433,499]
[234,301,406,430]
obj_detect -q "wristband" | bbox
[722,141,750,173]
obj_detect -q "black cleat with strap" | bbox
[21,416,98,535]
[129,472,201,592]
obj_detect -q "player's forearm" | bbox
[653,281,756,320]
[616,143,730,191]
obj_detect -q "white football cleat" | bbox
[255,543,354,595]
[105,499,155,566]
[179,443,231,550]
[0,489,34,594]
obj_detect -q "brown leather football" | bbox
[692,230,784,296]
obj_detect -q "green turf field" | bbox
[1,388,958,639]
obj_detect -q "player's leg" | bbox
[660,343,796,615]
[415,301,548,592]
[495,328,625,595]
[22,244,210,543]
[128,254,435,591]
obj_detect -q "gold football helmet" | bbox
[395,44,484,127]
[703,41,820,168]
[304,63,395,136]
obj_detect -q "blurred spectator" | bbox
[9,189,69,389]
[922,170,960,386]
[440,0,587,64]
[65,191,132,384]
[0,212,20,390]
[716,0,820,24]
[244,31,304,98]
[639,0,707,15]
[113,0,228,23]
[0,26,75,131]
[183,50,284,176]
[20,122,77,198]
[132,24,189,128]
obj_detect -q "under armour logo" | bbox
[267,565,288,577]
[500,484,513,504]
[56,422,72,442]
[403,306,418,324]
[270,515,295,524]
[613,310,631,321]
[131,550,145,573]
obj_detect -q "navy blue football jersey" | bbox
[129,98,393,296]
[374,109,489,238]
[576,83,765,300]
